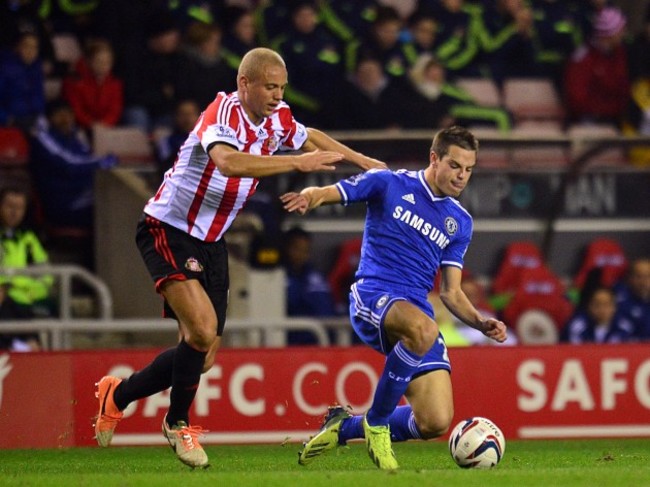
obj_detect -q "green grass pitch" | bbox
[1,439,649,487]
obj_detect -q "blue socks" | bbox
[337,341,424,445]
[339,406,423,444]
[366,341,422,426]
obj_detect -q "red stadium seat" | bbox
[491,241,544,295]
[0,127,29,166]
[502,266,573,344]
[0,127,31,187]
[573,238,628,289]
[328,238,362,312]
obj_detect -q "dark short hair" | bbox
[284,226,311,243]
[45,98,72,118]
[430,126,479,158]
[0,186,29,205]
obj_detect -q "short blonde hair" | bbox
[238,47,286,82]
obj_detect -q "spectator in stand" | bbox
[174,22,236,110]
[615,258,650,340]
[272,0,345,128]
[0,186,53,317]
[400,54,512,132]
[328,56,403,129]
[41,0,100,46]
[404,10,439,56]
[62,40,123,132]
[318,0,379,44]
[154,99,200,177]
[117,12,183,132]
[29,99,117,267]
[254,0,292,47]
[346,6,417,79]
[0,32,45,131]
[0,0,56,76]
[477,0,537,86]
[221,5,259,76]
[419,0,483,78]
[529,0,582,90]
[282,226,336,344]
[564,7,629,126]
[560,285,635,344]
[0,277,40,352]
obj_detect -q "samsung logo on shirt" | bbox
[392,206,450,249]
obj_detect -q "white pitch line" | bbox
[111,431,314,445]
[518,424,650,438]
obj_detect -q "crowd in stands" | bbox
[295,232,649,347]
[0,0,649,349]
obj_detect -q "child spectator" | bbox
[0,32,45,131]
[560,286,636,344]
[63,40,124,131]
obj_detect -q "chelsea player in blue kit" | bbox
[281,126,508,470]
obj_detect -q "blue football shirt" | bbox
[336,169,473,295]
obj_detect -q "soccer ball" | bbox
[448,417,505,469]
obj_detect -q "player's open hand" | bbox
[280,192,310,215]
[481,317,508,343]
[296,150,343,172]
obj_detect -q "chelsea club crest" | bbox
[444,217,458,235]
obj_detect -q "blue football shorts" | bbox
[349,279,451,374]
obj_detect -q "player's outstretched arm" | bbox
[209,143,343,177]
[304,128,387,171]
[439,266,508,343]
[280,185,341,215]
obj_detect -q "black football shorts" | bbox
[136,214,228,336]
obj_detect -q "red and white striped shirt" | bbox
[144,92,308,241]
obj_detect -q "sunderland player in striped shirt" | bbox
[281,126,508,470]
[92,47,386,468]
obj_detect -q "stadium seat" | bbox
[0,128,31,190]
[328,237,362,313]
[573,238,628,289]
[567,124,626,167]
[502,266,573,344]
[508,301,568,345]
[502,78,564,122]
[93,125,155,166]
[467,127,510,168]
[455,78,502,107]
[491,241,544,295]
[510,121,568,168]
[0,127,29,166]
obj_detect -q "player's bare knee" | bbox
[186,326,217,352]
[417,415,453,439]
[402,321,437,356]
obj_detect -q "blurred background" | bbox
[0,0,649,351]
